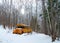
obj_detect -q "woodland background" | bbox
[0,0,60,41]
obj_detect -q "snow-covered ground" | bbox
[0,25,60,43]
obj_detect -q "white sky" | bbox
[0,0,42,15]
[0,0,40,8]
[21,8,25,15]
[0,0,2,4]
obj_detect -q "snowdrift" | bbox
[0,25,60,43]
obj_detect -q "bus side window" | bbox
[17,26,25,28]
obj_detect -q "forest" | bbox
[0,0,60,42]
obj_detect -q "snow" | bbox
[0,25,60,43]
